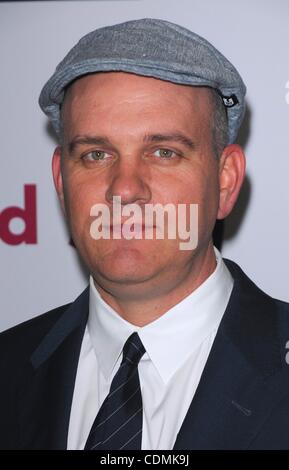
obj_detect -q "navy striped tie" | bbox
[85,332,145,450]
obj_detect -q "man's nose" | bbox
[105,158,151,206]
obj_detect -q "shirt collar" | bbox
[88,247,233,384]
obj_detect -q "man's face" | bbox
[54,72,225,300]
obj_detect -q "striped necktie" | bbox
[85,332,145,450]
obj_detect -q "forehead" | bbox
[61,72,213,135]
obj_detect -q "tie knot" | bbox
[122,332,145,366]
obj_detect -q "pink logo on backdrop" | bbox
[0,185,37,245]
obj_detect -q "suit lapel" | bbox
[18,288,89,449]
[174,260,289,449]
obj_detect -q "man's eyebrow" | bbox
[66,133,196,154]
[67,136,111,154]
[143,133,196,151]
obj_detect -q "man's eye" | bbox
[82,150,107,161]
[154,149,176,159]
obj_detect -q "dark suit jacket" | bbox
[1,259,289,450]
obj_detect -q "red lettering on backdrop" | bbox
[0,184,37,245]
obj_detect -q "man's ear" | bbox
[217,144,246,220]
[52,146,66,215]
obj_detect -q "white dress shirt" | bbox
[67,248,233,450]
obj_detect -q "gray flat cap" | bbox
[39,18,246,144]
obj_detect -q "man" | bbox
[1,18,289,450]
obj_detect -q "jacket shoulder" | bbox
[224,257,289,348]
[0,303,71,363]
[225,257,289,308]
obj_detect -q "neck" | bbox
[93,244,217,326]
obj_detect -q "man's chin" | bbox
[88,246,160,286]
[98,255,152,283]
[83,239,176,287]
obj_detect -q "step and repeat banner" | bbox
[1,0,289,331]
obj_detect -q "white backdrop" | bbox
[1,0,289,332]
